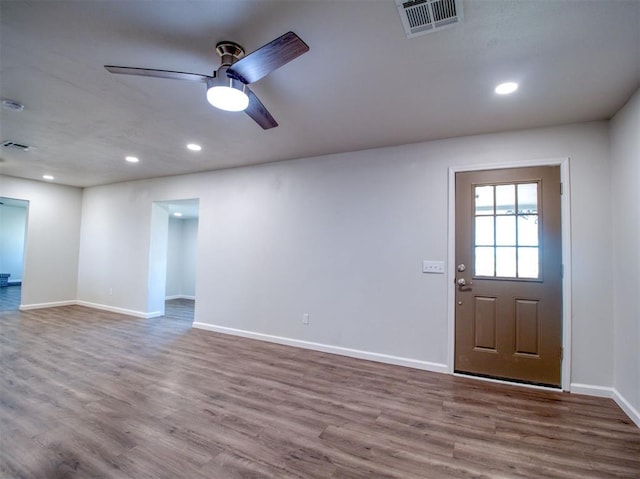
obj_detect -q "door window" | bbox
[473,182,539,279]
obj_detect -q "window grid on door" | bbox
[473,182,540,279]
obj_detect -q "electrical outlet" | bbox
[302,313,309,325]
[422,260,445,274]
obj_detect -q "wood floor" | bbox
[0,285,21,311]
[1,305,639,479]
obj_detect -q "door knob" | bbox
[457,264,466,272]
[457,278,466,286]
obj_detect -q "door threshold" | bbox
[453,371,563,392]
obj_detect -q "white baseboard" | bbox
[19,300,76,311]
[613,388,640,428]
[75,300,160,319]
[192,322,449,374]
[191,324,640,429]
[165,295,195,300]
[18,299,162,319]
[570,383,639,428]
[12,302,640,428]
[570,383,614,397]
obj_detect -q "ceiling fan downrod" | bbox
[215,41,245,68]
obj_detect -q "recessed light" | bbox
[42,174,54,180]
[186,143,202,151]
[173,212,183,217]
[495,82,519,95]
[125,156,139,163]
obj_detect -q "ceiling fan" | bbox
[105,31,309,130]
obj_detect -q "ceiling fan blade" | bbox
[244,88,278,130]
[227,31,309,84]
[105,66,214,83]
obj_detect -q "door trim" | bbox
[447,158,572,391]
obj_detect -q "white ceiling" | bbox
[1,0,638,188]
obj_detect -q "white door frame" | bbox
[447,158,572,391]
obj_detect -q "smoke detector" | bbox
[396,0,463,38]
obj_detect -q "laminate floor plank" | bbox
[1,305,639,478]
[0,285,21,312]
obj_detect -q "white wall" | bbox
[610,89,640,424]
[77,180,155,315]
[166,217,198,299]
[182,218,198,297]
[0,202,28,282]
[76,121,614,390]
[166,217,183,297]
[147,203,169,317]
[0,176,82,307]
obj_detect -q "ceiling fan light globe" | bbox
[207,85,249,112]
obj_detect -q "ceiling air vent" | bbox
[396,0,463,38]
[1,140,31,152]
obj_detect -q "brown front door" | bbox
[454,166,563,387]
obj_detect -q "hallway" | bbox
[164,297,194,322]
[0,289,194,319]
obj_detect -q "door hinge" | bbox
[560,347,564,360]
[560,182,564,195]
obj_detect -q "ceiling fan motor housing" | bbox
[206,72,246,94]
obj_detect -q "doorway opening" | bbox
[148,199,199,322]
[0,197,29,311]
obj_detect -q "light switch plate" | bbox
[423,260,445,274]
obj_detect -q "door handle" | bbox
[457,278,466,286]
